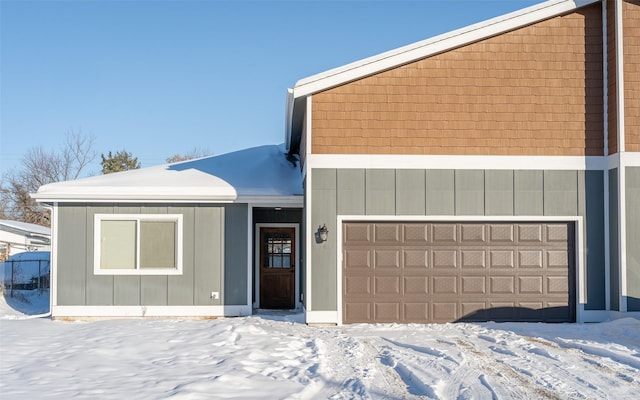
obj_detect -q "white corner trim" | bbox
[602,0,609,156]
[247,205,254,309]
[51,203,59,310]
[51,305,252,318]
[293,0,600,97]
[305,310,339,325]
[307,154,606,171]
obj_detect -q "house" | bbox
[33,0,639,324]
[0,220,51,261]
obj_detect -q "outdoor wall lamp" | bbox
[317,224,329,242]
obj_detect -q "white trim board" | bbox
[335,215,585,326]
[52,305,252,318]
[307,154,607,171]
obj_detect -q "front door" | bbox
[259,227,295,309]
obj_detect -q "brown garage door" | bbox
[342,222,575,324]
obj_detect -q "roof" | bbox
[32,144,303,204]
[285,0,600,152]
[0,220,50,237]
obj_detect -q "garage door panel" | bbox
[404,276,429,294]
[489,250,515,268]
[546,224,570,242]
[461,224,486,243]
[373,224,401,243]
[432,224,457,243]
[519,250,543,268]
[343,221,575,324]
[489,224,515,242]
[404,250,429,268]
[403,224,429,243]
[433,276,458,294]
[404,303,429,321]
[345,276,371,295]
[374,276,400,295]
[461,249,486,269]
[547,276,569,293]
[374,250,400,269]
[547,250,570,268]
[432,250,458,268]
[345,302,371,323]
[375,302,401,321]
[433,302,457,321]
[519,276,544,294]
[518,224,543,242]
[344,223,371,244]
[345,249,371,269]
[461,276,486,294]
[490,276,515,294]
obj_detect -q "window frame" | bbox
[94,214,184,275]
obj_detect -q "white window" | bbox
[94,214,183,275]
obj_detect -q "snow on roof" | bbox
[0,220,50,236]
[32,144,303,203]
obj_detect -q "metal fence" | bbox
[0,259,50,297]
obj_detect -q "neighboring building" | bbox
[0,220,51,261]
[33,0,639,324]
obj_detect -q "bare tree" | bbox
[0,130,96,226]
[166,147,212,163]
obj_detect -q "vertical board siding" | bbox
[225,204,248,305]
[485,170,514,216]
[168,206,195,305]
[455,170,485,215]
[56,204,234,307]
[626,167,640,310]
[311,169,338,310]
[609,168,620,311]
[311,5,604,156]
[624,1,640,151]
[396,170,427,215]
[426,170,455,215]
[365,169,396,215]
[85,205,114,305]
[544,170,579,216]
[337,169,366,215]
[194,207,222,305]
[514,170,544,215]
[311,167,602,314]
[581,171,606,309]
[57,206,87,305]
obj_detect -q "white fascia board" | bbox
[307,154,607,171]
[284,89,295,151]
[293,0,600,98]
[31,194,237,203]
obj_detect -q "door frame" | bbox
[254,223,300,309]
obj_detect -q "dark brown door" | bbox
[260,227,295,309]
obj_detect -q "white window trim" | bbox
[94,214,183,276]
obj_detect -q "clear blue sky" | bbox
[1,0,542,177]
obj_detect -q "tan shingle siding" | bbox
[624,0,640,152]
[311,5,604,156]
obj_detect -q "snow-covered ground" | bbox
[1,291,639,399]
